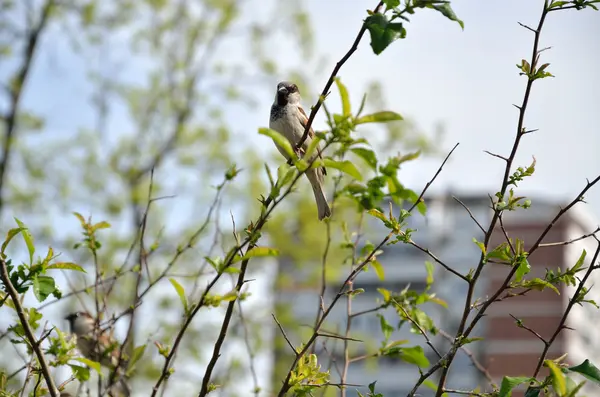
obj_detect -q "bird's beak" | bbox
[278,86,288,95]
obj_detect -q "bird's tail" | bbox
[306,168,331,221]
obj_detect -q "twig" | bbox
[498,215,516,254]
[438,329,493,385]
[452,196,486,234]
[273,314,296,353]
[408,143,459,213]
[538,226,600,247]
[295,1,384,150]
[393,298,442,359]
[509,314,547,344]
[407,239,468,281]
[0,259,58,397]
[483,150,508,162]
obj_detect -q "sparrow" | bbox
[65,312,130,396]
[269,81,332,220]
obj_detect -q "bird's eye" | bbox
[291,84,298,92]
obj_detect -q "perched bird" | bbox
[269,81,332,220]
[65,312,130,396]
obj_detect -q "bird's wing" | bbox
[296,105,326,175]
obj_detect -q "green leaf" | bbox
[567,359,600,385]
[515,258,531,282]
[522,278,560,295]
[74,357,102,375]
[14,218,34,265]
[323,159,362,180]
[383,0,400,10]
[126,344,147,376]
[259,127,295,160]
[499,376,534,397]
[371,260,385,281]
[432,3,464,29]
[92,221,111,231]
[335,78,351,116]
[364,13,406,55]
[32,275,55,302]
[241,246,280,260]
[355,111,403,125]
[169,278,188,313]
[1,227,25,257]
[547,360,566,395]
[424,261,434,285]
[473,238,486,255]
[46,262,86,273]
[69,364,90,381]
[351,148,377,170]
[400,346,430,368]
[378,314,394,340]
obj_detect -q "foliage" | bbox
[0,0,599,397]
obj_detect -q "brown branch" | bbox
[0,0,54,212]
[393,298,442,359]
[434,2,556,394]
[538,226,600,247]
[509,314,547,345]
[453,196,486,234]
[407,239,468,282]
[295,1,384,150]
[272,314,296,352]
[438,329,493,385]
[0,259,58,397]
[530,241,600,378]
[483,150,508,162]
[408,143,460,213]
[198,261,251,396]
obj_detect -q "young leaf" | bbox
[351,148,378,170]
[499,376,535,397]
[14,218,34,265]
[547,360,566,395]
[335,77,351,116]
[514,258,531,282]
[258,128,295,160]
[1,227,25,257]
[32,275,56,302]
[69,364,90,381]
[355,111,403,125]
[74,357,102,375]
[424,261,434,285]
[364,13,406,55]
[567,359,600,385]
[432,3,464,29]
[46,262,86,273]
[371,260,385,281]
[126,344,147,376]
[169,278,188,313]
[323,159,363,180]
[400,346,430,368]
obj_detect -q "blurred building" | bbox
[272,193,600,396]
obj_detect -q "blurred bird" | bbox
[65,312,130,396]
[269,81,331,220]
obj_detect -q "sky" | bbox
[2,0,600,395]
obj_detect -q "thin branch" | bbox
[272,313,295,352]
[509,314,547,345]
[483,150,508,162]
[498,214,516,254]
[0,259,58,397]
[407,239,468,282]
[453,196,486,234]
[198,261,251,397]
[438,329,493,385]
[538,226,600,247]
[295,1,384,150]
[393,298,442,359]
[408,143,460,213]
